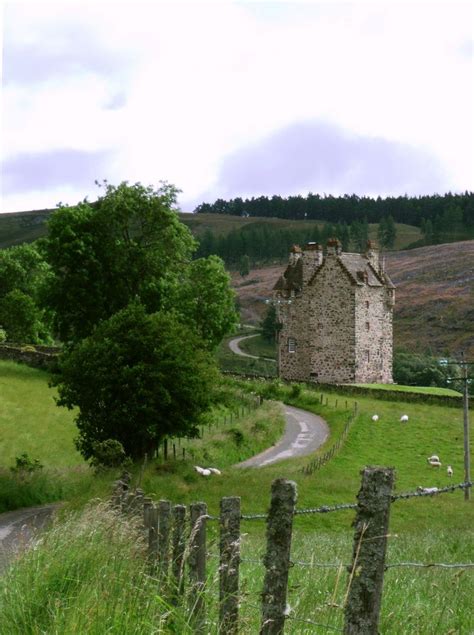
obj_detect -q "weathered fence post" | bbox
[143,497,153,532]
[343,466,395,635]
[260,479,297,635]
[164,438,168,461]
[148,504,159,568]
[171,504,187,598]
[158,500,172,578]
[219,496,241,635]
[189,502,208,632]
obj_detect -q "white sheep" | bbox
[208,467,222,475]
[194,465,207,475]
[427,459,442,468]
[428,455,440,463]
[400,415,409,422]
[447,465,453,477]
[200,468,212,476]
[371,414,379,422]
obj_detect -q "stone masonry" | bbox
[273,239,395,384]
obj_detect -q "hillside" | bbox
[0,208,421,250]
[232,240,474,358]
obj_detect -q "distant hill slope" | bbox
[0,208,421,250]
[232,240,474,358]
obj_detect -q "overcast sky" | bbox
[1,0,473,213]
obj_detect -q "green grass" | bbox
[237,333,277,360]
[216,333,277,377]
[0,365,473,633]
[0,360,82,467]
[1,501,472,634]
[352,382,462,397]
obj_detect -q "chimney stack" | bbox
[302,242,323,283]
[326,238,342,256]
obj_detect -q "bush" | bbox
[10,452,43,476]
[228,428,244,446]
[290,383,302,398]
[0,327,6,343]
[89,439,128,472]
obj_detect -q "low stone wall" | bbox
[0,344,59,370]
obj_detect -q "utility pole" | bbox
[461,353,471,501]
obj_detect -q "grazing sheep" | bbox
[194,465,206,475]
[200,468,212,476]
[428,455,440,463]
[447,465,453,477]
[427,459,442,468]
[208,467,222,475]
[371,414,379,422]
[417,486,439,495]
[400,415,409,422]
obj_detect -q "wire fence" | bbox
[114,473,473,634]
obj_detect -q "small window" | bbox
[366,350,370,363]
[366,301,370,309]
[288,338,296,353]
[366,322,370,331]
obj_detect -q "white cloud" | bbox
[1,0,473,213]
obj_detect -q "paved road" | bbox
[237,403,329,468]
[0,504,58,573]
[228,333,276,363]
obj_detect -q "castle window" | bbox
[288,338,296,353]
[366,322,370,331]
[366,350,370,362]
[366,301,370,309]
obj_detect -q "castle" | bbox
[273,239,395,384]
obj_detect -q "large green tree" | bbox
[168,255,238,351]
[0,243,53,343]
[52,303,218,460]
[44,181,196,342]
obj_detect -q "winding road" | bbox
[228,333,276,362]
[0,504,58,574]
[237,403,329,468]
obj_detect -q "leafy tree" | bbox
[393,351,458,388]
[0,243,53,343]
[239,254,250,278]
[168,255,238,351]
[260,304,281,343]
[350,218,369,251]
[0,290,44,343]
[52,303,218,460]
[44,181,196,342]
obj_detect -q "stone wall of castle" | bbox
[276,243,394,385]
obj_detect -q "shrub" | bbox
[228,428,244,446]
[290,383,302,398]
[89,439,128,472]
[10,452,43,476]
[0,327,6,343]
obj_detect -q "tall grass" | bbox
[1,502,472,634]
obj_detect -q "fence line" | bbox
[301,403,358,475]
[112,473,473,634]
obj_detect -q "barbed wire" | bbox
[385,562,474,570]
[294,502,358,515]
[205,482,472,522]
[237,556,474,570]
[392,481,472,501]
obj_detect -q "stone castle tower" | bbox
[273,239,395,384]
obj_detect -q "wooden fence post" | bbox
[219,496,241,635]
[343,466,394,635]
[148,504,159,568]
[171,504,187,598]
[143,497,153,532]
[158,500,172,578]
[260,479,297,635]
[189,502,208,632]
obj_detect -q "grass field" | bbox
[352,382,462,396]
[0,361,473,633]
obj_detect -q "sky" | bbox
[1,0,473,214]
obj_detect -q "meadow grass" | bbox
[0,360,81,467]
[352,382,462,397]
[1,502,472,634]
[236,333,277,360]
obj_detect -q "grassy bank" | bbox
[1,502,472,634]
